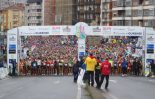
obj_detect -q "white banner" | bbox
[18,25,143,36]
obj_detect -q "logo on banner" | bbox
[147,36,154,42]
[147,44,154,54]
[127,32,142,36]
[93,27,101,32]
[9,35,16,42]
[79,45,85,50]
[62,26,71,32]
[76,25,86,39]
[52,26,61,33]
[102,27,112,35]
[9,44,16,54]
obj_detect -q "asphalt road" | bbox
[0,76,89,99]
[100,76,155,99]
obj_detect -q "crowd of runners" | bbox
[18,35,143,76]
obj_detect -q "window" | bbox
[125,0,132,7]
[117,0,125,7]
[37,9,41,12]
[37,16,41,19]
[125,10,131,17]
[132,0,139,6]
[125,20,132,26]
[37,2,41,5]
[144,20,154,27]
[139,0,144,5]
[149,0,155,4]
[112,1,117,8]
[143,9,149,16]
[132,20,138,26]
[132,10,138,17]
[149,9,154,16]
[137,10,143,17]
[144,0,149,5]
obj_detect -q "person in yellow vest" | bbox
[84,53,97,86]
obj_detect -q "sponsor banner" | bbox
[111,26,143,36]
[112,26,127,36]
[19,26,76,36]
[126,27,143,36]
[90,26,102,35]
[19,26,143,36]
[9,44,16,54]
[145,28,155,75]
[78,39,86,59]
[78,39,85,52]
[102,26,113,36]
[61,26,76,35]
[51,26,61,35]
[19,26,51,36]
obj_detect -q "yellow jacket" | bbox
[85,56,97,71]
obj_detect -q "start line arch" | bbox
[7,22,155,76]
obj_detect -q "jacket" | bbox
[101,60,111,75]
[85,56,97,71]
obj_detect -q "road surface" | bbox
[0,76,89,99]
[101,76,155,99]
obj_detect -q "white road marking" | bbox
[110,80,117,83]
[76,84,81,99]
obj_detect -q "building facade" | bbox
[101,0,155,27]
[25,0,73,26]
[73,0,101,25]
[100,0,112,26]
[0,4,25,31]
[0,0,16,10]
[48,0,73,25]
[25,0,43,26]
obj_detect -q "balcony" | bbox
[112,14,125,20]
[27,5,42,10]
[27,19,42,24]
[27,12,42,16]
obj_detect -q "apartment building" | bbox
[0,4,25,31]
[25,0,43,26]
[73,0,101,25]
[49,0,73,25]
[25,0,73,26]
[0,0,15,10]
[100,0,112,26]
[101,0,155,27]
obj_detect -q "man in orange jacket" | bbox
[99,58,111,89]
